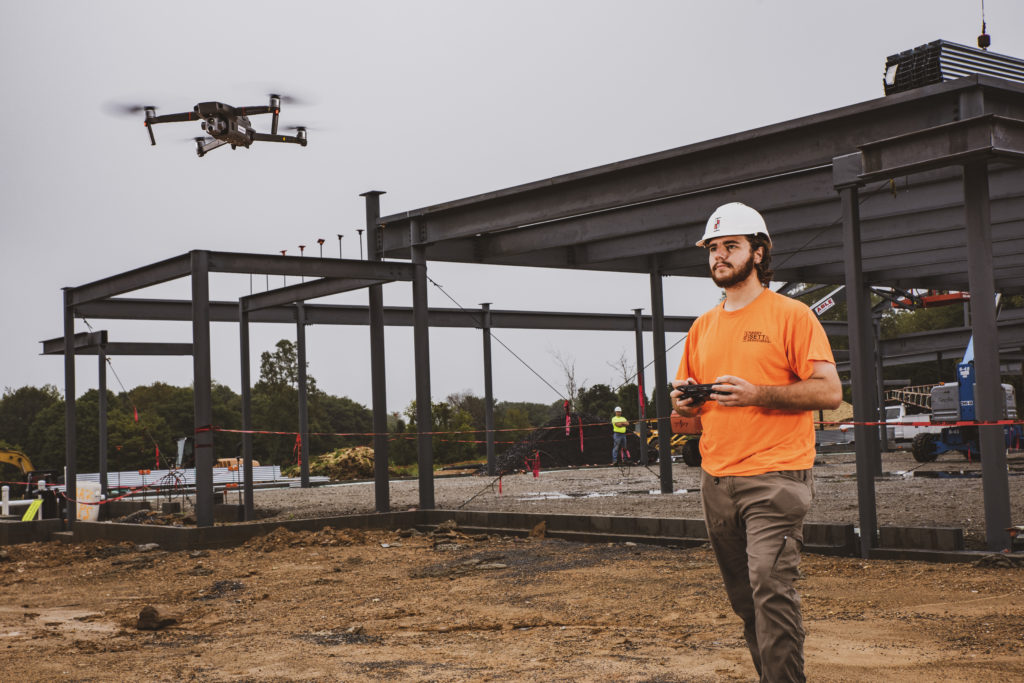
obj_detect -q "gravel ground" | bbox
[240,448,1024,549]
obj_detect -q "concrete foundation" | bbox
[1,511,1006,563]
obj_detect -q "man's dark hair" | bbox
[748,234,774,286]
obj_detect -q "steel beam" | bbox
[40,337,191,356]
[206,251,415,281]
[633,309,648,466]
[241,277,396,312]
[649,266,673,494]
[470,167,834,263]
[835,154,880,558]
[239,304,254,520]
[363,190,391,513]
[379,79,1018,253]
[40,330,107,353]
[75,298,700,332]
[191,252,214,528]
[362,189,389,509]
[296,303,310,488]
[481,303,496,476]
[411,233,435,510]
[62,289,77,526]
[68,254,192,306]
[963,161,1013,551]
[98,349,108,498]
[859,115,1024,181]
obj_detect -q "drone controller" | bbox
[674,383,724,403]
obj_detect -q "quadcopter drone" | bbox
[136,94,307,157]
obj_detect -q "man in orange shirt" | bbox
[673,202,842,682]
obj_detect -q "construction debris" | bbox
[282,446,387,482]
[136,605,176,631]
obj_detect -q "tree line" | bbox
[0,339,660,476]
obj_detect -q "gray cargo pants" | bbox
[700,468,814,683]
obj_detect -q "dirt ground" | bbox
[246,448,1024,549]
[1,448,1023,682]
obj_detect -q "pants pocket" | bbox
[770,533,803,582]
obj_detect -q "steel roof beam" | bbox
[379,78,1024,255]
[859,114,1024,180]
[406,166,1024,276]
[39,331,107,353]
[206,252,414,281]
[68,254,192,306]
[71,297,702,332]
[40,338,192,356]
[240,277,395,313]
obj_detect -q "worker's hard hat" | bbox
[696,202,772,248]
[614,406,622,412]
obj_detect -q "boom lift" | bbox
[910,335,1022,462]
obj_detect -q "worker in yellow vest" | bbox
[611,406,629,465]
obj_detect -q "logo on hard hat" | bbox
[713,217,721,233]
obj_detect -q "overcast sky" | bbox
[2,1,1022,416]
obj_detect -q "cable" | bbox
[426,275,567,401]
[771,179,892,272]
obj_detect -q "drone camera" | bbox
[203,117,228,135]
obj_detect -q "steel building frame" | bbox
[52,274,703,524]
[373,75,1024,554]
[54,75,1024,554]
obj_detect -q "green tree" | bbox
[0,384,61,455]
[311,393,373,454]
[574,383,619,421]
[250,340,312,465]
[390,399,478,467]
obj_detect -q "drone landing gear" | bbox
[195,137,231,158]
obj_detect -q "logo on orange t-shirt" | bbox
[742,331,771,343]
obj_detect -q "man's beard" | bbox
[710,251,756,288]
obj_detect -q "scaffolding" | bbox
[884,384,940,410]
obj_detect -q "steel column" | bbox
[649,267,673,494]
[62,288,77,525]
[835,155,880,557]
[363,190,390,512]
[97,348,108,498]
[191,251,214,528]
[296,302,311,488]
[411,226,435,509]
[874,314,888,460]
[633,309,649,466]
[963,160,1012,551]
[239,304,254,519]
[481,303,496,476]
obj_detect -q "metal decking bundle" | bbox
[884,40,1024,95]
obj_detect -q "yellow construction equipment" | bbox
[646,414,703,467]
[0,448,35,475]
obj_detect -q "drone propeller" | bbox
[104,102,160,144]
[268,92,305,105]
[103,102,159,116]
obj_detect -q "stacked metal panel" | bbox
[884,40,1024,95]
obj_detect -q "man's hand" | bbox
[671,378,702,417]
[706,375,756,407]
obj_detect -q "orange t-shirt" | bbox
[675,288,835,477]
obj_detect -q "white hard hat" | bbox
[696,202,771,248]
[614,406,622,412]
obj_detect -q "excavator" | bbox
[0,448,55,497]
[0,448,34,476]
